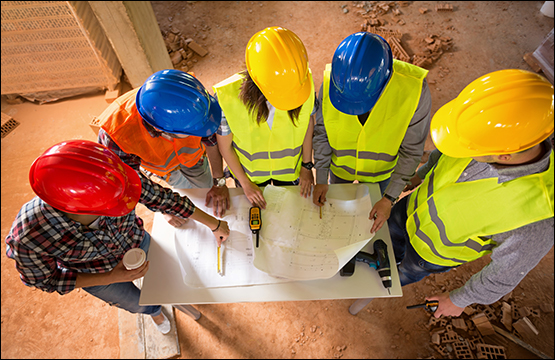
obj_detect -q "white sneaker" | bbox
[151,312,171,335]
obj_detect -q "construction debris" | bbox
[162,30,208,73]
[355,2,455,70]
[436,4,454,12]
[421,289,550,359]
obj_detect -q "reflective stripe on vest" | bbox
[98,88,205,177]
[322,60,427,182]
[406,152,555,267]
[213,71,315,183]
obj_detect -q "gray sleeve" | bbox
[384,79,432,199]
[450,217,555,308]
[416,149,442,179]
[313,83,333,184]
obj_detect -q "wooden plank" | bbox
[492,325,551,359]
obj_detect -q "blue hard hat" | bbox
[329,32,393,115]
[136,69,222,137]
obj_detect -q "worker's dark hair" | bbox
[238,70,302,126]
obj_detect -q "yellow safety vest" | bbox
[213,71,315,184]
[98,88,205,177]
[322,61,427,182]
[406,152,555,267]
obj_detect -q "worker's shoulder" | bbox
[213,73,245,89]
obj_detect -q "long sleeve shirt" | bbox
[313,79,432,200]
[414,140,554,308]
[5,173,195,295]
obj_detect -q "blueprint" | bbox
[174,184,375,288]
[174,192,292,289]
[253,185,375,280]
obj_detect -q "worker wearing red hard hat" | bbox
[387,69,554,318]
[5,140,230,334]
[97,69,231,226]
[213,26,317,209]
[312,32,432,234]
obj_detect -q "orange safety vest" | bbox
[98,88,205,177]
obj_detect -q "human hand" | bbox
[205,185,231,217]
[212,220,230,246]
[109,260,149,284]
[403,174,423,192]
[427,292,465,318]
[299,167,314,198]
[369,197,393,233]
[243,180,266,209]
[163,213,189,227]
[312,184,328,206]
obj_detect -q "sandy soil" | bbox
[1,1,553,359]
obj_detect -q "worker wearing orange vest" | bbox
[388,69,554,318]
[313,32,432,234]
[97,70,231,225]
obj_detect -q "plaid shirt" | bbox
[98,124,217,172]
[5,173,195,295]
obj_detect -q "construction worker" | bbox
[213,26,317,209]
[5,140,230,334]
[387,69,554,318]
[97,69,230,226]
[312,32,432,234]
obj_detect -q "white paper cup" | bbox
[123,248,146,270]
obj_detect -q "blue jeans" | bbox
[387,196,455,286]
[82,232,162,316]
[330,172,391,195]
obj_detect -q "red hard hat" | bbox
[29,140,142,216]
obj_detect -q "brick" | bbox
[104,83,121,104]
[452,318,468,331]
[471,312,496,336]
[419,8,428,14]
[463,306,476,316]
[89,117,101,136]
[501,302,512,331]
[513,317,539,337]
[188,41,208,57]
[387,36,411,62]
[452,339,473,359]
[476,343,506,359]
[436,4,453,12]
[518,306,531,318]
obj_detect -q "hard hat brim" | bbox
[329,81,383,115]
[101,162,142,217]
[431,99,491,158]
[183,94,222,137]
[265,76,312,111]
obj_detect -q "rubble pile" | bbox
[161,29,208,73]
[354,1,455,69]
[423,291,552,359]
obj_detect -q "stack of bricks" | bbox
[423,291,551,358]
[162,29,208,73]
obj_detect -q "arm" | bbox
[433,218,554,317]
[313,84,332,206]
[139,173,230,243]
[216,132,266,209]
[203,136,230,217]
[370,79,432,233]
[299,114,315,198]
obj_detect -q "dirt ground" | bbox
[1,1,554,359]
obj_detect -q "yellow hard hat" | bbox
[245,26,311,111]
[431,69,554,158]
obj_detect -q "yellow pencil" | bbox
[217,245,221,275]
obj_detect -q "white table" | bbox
[139,183,401,315]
